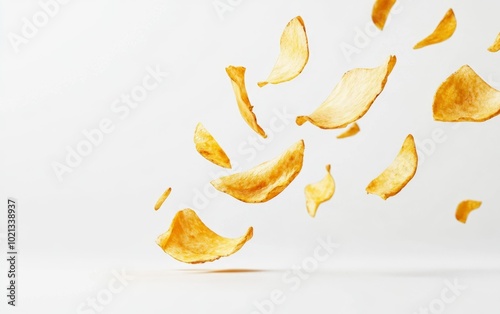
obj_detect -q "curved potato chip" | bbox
[488,33,500,52]
[366,134,418,200]
[372,0,397,30]
[305,164,335,217]
[226,66,267,138]
[156,208,253,264]
[211,140,305,203]
[337,123,360,139]
[258,16,309,87]
[194,123,231,169]
[414,9,456,49]
[433,65,500,122]
[154,187,171,211]
[296,56,396,129]
[455,200,482,224]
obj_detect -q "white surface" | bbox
[1,0,500,313]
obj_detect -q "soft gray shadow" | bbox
[198,269,270,274]
[129,269,275,278]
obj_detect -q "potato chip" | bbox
[487,33,500,52]
[211,140,305,203]
[414,9,456,49]
[296,56,396,129]
[433,65,500,122]
[337,123,360,139]
[372,0,397,30]
[156,209,253,264]
[455,200,482,223]
[366,134,418,200]
[305,165,335,217]
[226,66,267,138]
[194,123,231,169]
[258,16,309,87]
[154,187,171,211]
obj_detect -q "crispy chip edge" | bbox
[365,134,418,200]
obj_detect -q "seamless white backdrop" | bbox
[1,0,500,313]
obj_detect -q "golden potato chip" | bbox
[487,33,500,52]
[305,165,335,217]
[226,66,267,138]
[154,187,171,211]
[156,209,253,264]
[414,9,456,49]
[366,134,418,200]
[258,16,309,87]
[455,200,482,223]
[211,140,305,203]
[337,123,360,139]
[194,123,231,169]
[372,0,397,30]
[296,56,396,129]
[433,65,500,122]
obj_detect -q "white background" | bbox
[1,0,500,313]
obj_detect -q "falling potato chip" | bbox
[455,200,482,223]
[414,9,456,49]
[226,66,267,138]
[488,33,500,52]
[154,187,171,211]
[296,56,396,129]
[433,65,500,122]
[305,165,335,217]
[366,134,418,200]
[372,0,397,30]
[337,123,360,139]
[211,140,305,203]
[258,16,309,87]
[156,208,253,264]
[194,123,231,169]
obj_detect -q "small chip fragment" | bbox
[366,134,418,200]
[433,65,500,122]
[372,0,397,30]
[296,56,396,129]
[258,16,309,87]
[337,123,360,139]
[414,9,456,49]
[455,200,482,223]
[194,123,231,169]
[305,165,335,217]
[211,140,305,203]
[154,187,171,211]
[487,33,500,52]
[156,209,253,264]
